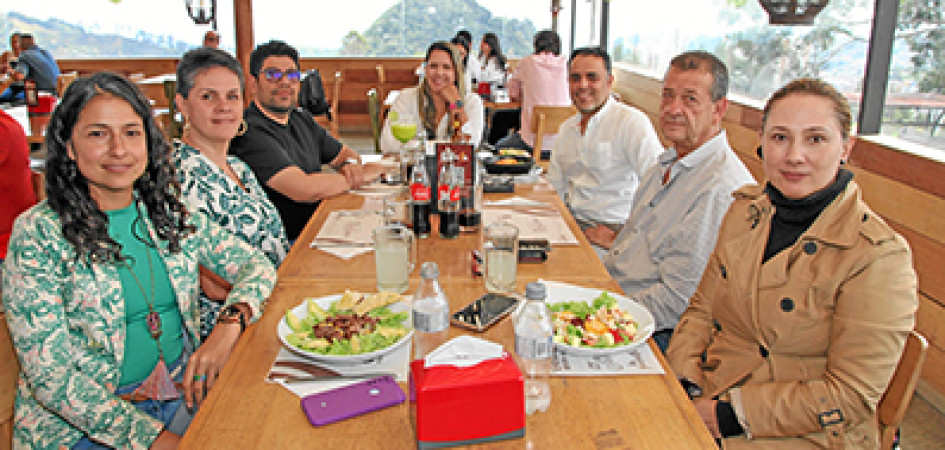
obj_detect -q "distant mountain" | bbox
[359,0,536,57]
[0,11,190,58]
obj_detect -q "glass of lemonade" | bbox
[390,114,418,184]
[483,219,519,293]
[373,223,417,293]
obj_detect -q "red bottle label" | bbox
[449,187,461,202]
[438,185,450,200]
[411,184,431,202]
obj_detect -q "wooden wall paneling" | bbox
[889,222,945,308]
[916,293,945,348]
[851,138,945,199]
[852,167,945,245]
[58,58,178,78]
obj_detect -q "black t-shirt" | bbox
[230,103,342,240]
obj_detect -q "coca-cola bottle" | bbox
[437,148,460,239]
[410,153,432,238]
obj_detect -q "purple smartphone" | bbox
[300,375,405,426]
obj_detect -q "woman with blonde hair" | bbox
[381,41,484,152]
[667,78,918,448]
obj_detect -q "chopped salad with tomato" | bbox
[549,292,639,348]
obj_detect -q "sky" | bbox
[1,0,551,50]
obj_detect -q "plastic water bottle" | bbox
[412,262,449,360]
[514,282,553,414]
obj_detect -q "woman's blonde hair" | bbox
[763,78,852,140]
[418,41,466,136]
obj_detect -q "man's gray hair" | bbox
[667,51,728,102]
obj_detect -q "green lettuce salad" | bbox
[284,296,410,356]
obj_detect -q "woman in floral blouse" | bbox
[172,47,289,340]
[1,72,277,449]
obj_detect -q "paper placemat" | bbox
[310,210,383,259]
[482,208,579,245]
[551,345,664,376]
[266,344,411,398]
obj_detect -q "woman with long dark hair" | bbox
[381,41,484,151]
[473,32,508,85]
[2,72,276,448]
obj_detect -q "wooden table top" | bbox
[180,181,715,449]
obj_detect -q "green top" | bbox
[107,203,183,385]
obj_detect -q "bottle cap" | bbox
[524,282,546,301]
[420,262,439,279]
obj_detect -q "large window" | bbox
[253,0,551,57]
[608,0,945,151]
[0,1,229,57]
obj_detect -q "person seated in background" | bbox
[471,32,507,85]
[229,40,382,241]
[667,78,917,447]
[173,47,289,340]
[0,33,60,102]
[2,72,276,448]
[202,30,220,49]
[0,108,37,263]
[546,46,662,258]
[600,51,755,351]
[0,32,21,77]
[495,29,570,153]
[450,34,473,93]
[380,41,484,151]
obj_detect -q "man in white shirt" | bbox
[598,51,756,351]
[547,47,662,257]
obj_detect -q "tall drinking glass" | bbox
[390,114,418,184]
[373,223,417,293]
[483,219,519,293]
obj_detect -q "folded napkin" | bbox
[267,343,411,398]
[482,196,548,207]
[424,336,505,368]
[310,210,383,259]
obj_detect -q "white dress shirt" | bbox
[603,131,756,331]
[546,97,662,225]
[380,86,484,153]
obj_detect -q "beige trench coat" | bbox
[667,180,918,449]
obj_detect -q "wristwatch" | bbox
[336,158,360,170]
[217,304,246,332]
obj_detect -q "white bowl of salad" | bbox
[278,291,413,364]
[544,281,655,355]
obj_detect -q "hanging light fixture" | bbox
[185,0,216,26]
[759,0,829,25]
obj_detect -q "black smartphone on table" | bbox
[451,293,519,331]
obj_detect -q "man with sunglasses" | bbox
[231,40,377,241]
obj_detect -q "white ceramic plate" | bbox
[277,293,413,365]
[542,280,655,355]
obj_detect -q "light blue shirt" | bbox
[604,131,756,331]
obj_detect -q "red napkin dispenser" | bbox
[410,354,524,448]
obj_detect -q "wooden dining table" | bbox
[180,181,716,449]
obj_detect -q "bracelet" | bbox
[336,158,360,170]
[448,99,464,110]
[217,304,246,333]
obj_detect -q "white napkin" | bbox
[268,342,411,398]
[423,336,505,368]
[310,210,382,259]
[482,196,547,207]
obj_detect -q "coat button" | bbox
[780,297,795,312]
[720,264,727,279]
[759,345,769,358]
[713,319,722,332]
[862,214,868,222]
[803,241,817,255]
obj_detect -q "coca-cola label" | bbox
[449,187,461,202]
[437,184,450,200]
[411,184,431,201]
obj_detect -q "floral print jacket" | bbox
[1,201,277,449]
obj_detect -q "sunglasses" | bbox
[261,68,301,82]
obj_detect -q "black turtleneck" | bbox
[762,169,853,263]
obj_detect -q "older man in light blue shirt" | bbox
[595,51,756,351]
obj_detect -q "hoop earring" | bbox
[236,120,248,137]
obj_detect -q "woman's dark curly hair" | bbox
[44,71,194,263]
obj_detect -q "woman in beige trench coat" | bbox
[666,78,918,449]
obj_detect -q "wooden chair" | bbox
[329,71,342,137]
[877,331,928,450]
[531,105,577,160]
[30,169,45,202]
[56,72,78,97]
[1,312,20,447]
